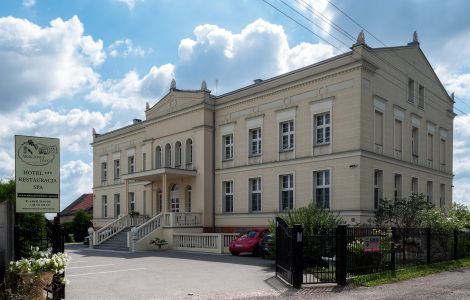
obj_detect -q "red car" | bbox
[229,229,268,256]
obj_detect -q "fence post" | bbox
[390,227,396,274]
[454,230,459,260]
[426,227,431,264]
[292,224,303,289]
[336,225,347,286]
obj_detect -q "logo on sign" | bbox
[17,139,58,166]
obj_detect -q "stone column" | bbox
[162,174,168,212]
[125,179,129,214]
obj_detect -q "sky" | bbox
[1,0,470,210]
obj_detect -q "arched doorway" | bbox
[169,184,180,212]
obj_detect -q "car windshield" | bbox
[240,231,257,238]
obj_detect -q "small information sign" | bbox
[363,236,381,252]
[15,135,60,213]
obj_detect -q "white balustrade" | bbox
[163,212,202,227]
[135,213,164,240]
[93,214,130,246]
[173,233,239,253]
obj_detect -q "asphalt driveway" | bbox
[65,244,278,300]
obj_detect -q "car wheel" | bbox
[230,251,239,256]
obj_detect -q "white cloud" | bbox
[116,0,141,11]
[87,64,174,112]
[295,0,335,35]
[0,16,105,112]
[60,160,93,208]
[176,18,338,93]
[435,65,470,99]
[108,38,150,58]
[22,0,36,8]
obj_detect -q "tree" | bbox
[448,203,470,229]
[373,193,434,230]
[71,209,93,242]
[0,179,15,203]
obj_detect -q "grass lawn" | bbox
[352,257,470,287]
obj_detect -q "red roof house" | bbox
[60,193,93,223]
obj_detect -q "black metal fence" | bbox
[275,223,470,288]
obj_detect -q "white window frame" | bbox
[101,162,107,182]
[249,177,262,212]
[102,195,108,218]
[129,192,135,212]
[249,128,262,156]
[411,177,419,194]
[142,153,147,171]
[427,181,433,203]
[373,169,383,210]
[114,193,120,218]
[114,159,120,179]
[314,170,330,209]
[128,156,135,174]
[411,126,419,159]
[315,112,331,145]
[394,174,402,200]
[280,174,294,210]
[222,181,234,213]
[440,183,445,208]
[374,110,384,147]
[223,134,234,160]
[280,120,294,151]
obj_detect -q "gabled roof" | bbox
[60,193,93,217]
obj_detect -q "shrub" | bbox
[149,237,168,249]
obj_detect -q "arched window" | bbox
[164,144,171,167]
[155,146,162,169]
[186,139,193,167]
[175,141,182,168]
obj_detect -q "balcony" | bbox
[121,167,197,182]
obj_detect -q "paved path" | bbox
[65,245,470,300]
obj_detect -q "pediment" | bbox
[145,89,208,120]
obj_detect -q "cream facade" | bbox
[92,35,454,234]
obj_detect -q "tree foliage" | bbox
[373,193,434,230]
[280,203,343,235]
[71,209,93,242]
[0,179,15,203]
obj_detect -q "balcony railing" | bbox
[163,212,202,227]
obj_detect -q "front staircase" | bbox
[94,227,131,251]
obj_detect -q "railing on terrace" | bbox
[93,214,130,246]
[173,233,239,254]
[163,212,202,227]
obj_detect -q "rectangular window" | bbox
[418,84,425,108]
[374,110,383,146]
[222,181,234,213]
[143,190,146,215]
[249,128,262,156]
[114,159,120,178]
[373,170,383,209]
[440,184,445,208]
[128,156,135,173]
[114,194,120,217]
[142,153,147,171]
[280,121,294,151]
[427,133,434,162]
[102,195,107,218]
[394,174,402,201]
[408,78,415,103]
[280,174,294,210]
[129,192,135,212]
[101,162,107,182]
[315,170,330,209]
[440,138,446,166]
[412,126,419,159]
[249,177,262,212]
[223,134,234,160]
[427,181,433,203]
[394,119,402,152]
[411,177,419,194]
[315,112,331,145]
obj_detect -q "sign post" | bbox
[15,135,60,213]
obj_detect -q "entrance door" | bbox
[170,184,180,212]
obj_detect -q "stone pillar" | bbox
[125,179,129,214]
[88,227,94,249]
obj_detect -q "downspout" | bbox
[212,108,216,232]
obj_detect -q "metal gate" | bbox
[302,229,336,284]
[275,217,294,285]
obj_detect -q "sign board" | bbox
[363,236,381,252]
[15,135,60,213]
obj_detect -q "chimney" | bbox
[133,119,142,124]
[253,79,263,84]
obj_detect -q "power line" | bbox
[282,0,468,116]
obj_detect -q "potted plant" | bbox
[149,237,168,250]
[8,247,71,300]
[129,210,140,226]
